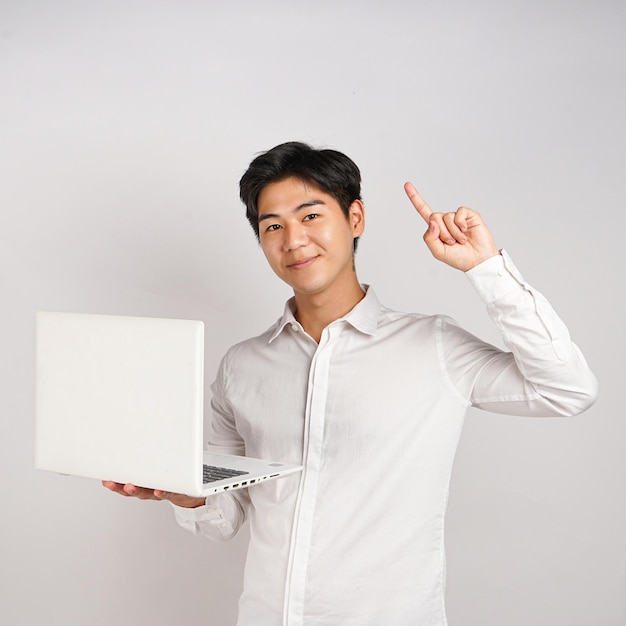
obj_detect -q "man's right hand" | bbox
[102,481,206,508]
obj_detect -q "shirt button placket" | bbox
[284,325,339,626]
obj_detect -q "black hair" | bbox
[239,141,362,250]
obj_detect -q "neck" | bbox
[293,278,365,343]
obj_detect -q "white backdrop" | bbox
[1,1,624,625]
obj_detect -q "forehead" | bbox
[257,177,332,213]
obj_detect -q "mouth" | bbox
[287,256,318,270]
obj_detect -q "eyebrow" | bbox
[258,199,325,223]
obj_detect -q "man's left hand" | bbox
[404,182,500,272]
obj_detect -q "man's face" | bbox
[257,177,364,298]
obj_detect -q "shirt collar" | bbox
[268,285,381,343]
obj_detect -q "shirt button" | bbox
[291,324,299,332]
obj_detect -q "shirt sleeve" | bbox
[170,490,249,542]
[171,351,251,541]
[440,250,598,416]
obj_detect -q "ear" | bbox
[349,200,365,237]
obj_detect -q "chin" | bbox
[290,281,327,296]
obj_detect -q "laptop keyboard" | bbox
[202,464,250,484]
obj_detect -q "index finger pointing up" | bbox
[404,182,433,224]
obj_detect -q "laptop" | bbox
[35,311,302,497]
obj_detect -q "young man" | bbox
[104,142,597,625]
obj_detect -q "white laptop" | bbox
[35,311,301,497]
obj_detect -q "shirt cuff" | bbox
[169,498,222,523]
[465,249,527,304]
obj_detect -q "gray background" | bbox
[1,1,624,624]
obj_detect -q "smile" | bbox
[287,256,318,270]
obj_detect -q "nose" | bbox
[282,222,308,251]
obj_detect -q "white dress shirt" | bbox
[173,251,597,626]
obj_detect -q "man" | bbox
[104,142,597,625]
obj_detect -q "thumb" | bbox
[423,219,444,258]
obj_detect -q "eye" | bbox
[303,213,319,221]
[264,223,282,232]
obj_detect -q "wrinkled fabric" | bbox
[173,251,597,626]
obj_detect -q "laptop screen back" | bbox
[35,312,205,493]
